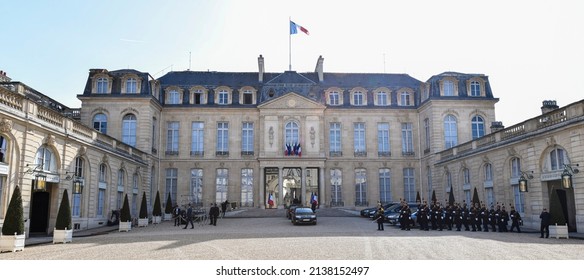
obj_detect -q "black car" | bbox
[384,203,419,225]
[291,207,317,225]
[360,202,398,218]
[287,205,300,219]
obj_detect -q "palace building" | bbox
[1,55,583,236]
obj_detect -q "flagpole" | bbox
[289,16,292,71]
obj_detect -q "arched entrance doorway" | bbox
[547,180,577,232]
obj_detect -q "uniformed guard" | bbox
[430,202,437,230]
[480,203,489,232]
[474,203,482,232]
[418,201,429,231]
[444,203,453,231]
[435,202,444,231]
[469,203,477,232]
[375,204,385,231]
[454,203,463,231]
[489,205,497,232]
[494,204,502,232]
[509,206,522,233]
[499,205,509,232]
[401,204,412,231]
[462,203,470,231]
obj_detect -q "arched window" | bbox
[93,113,107,134]
[0,135,7,163]
[470,81,481,96]
[285,121,299,145]
[72,157,84,217]
[444,115,458,148]
[510,158,525,212]
[484,163,494,207]
[376,91,388,106]
[122,114,137,147]
[443,80,455,96]
[550,148,566,171]
[97,163,107,217]
[352,91,364,105]
[35,146,57,172]
[471,115,485,139]
[96,77,108,94]
[126,78,137,94]
[218,90,229,105]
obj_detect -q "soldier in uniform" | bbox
[444,202,453,231]
[430,202,437,230]
[375,204,385,231]
[420,201,430,231]
[454,203,463,231]
[480,203,489,232]
[401,204,412,231]
[489,205,497,232]
[469,203,477,232]
[509,206,522,233]
[474,203,482,232]
[499,205,509,232]
[494,205,502,232]
[462,203,470,231]
[435,202,444,231]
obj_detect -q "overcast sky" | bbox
[2,0,582,127]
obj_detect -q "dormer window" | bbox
[238,87,256,105]
[470,81,481,96]
[399,91,413,106]
[375,91,388,106]
[243,90,253,105]
[218,90,228,105]
[352,91,365,106]
[125,78,138,94]
[96,77,109,94]
[167,90,181,104]
[443,80,455,96]
[326,89,343,105]
[329,91,340,105]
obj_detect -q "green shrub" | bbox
[120,194,131,222]
[152,191,162,216]
[139,192,148,219]
[1,185,24,235]
[55,189,72,230]
[164,192,173,214]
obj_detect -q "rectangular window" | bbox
[355,169,367,206]
[165,168,178,205]
[353,92,363,105]
[443,81,454,96]
[72,193,81,217]
[424,118,430,152]
[190,169,203,206]
[216,168,228,204]
[97,189,105,217]
[377,123,390,156]
[243,91,253,104]
[401,123,414,155]
[464,190,471,204]
[330,169,343,206]
[166,122,179,154]
[513,185,525,213]
[218,90,228,105]
[126,79,137,94]
[242,122,254,155]
[191,122,205,156]
[132,193,138,217]
[216,122,229,155]
[241,169,254,207]
[403,168,415,202]
[329,122,341,155]
[400,92,411,106]
[376,92,388,105]
[354,123,366,156]
[486,187,495,208]
[194,90,203,104]
[330,92,339,105]
[379,169,391,203]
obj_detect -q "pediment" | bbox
[258,92,326,110]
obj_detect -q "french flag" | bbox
[290,21,309,35]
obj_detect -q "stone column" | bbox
[319,167,325,208]
[259,167,265,209]
[301,167,306,206]
[278,167,284,209]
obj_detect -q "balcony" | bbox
[165,151,178,156]
[241,151,254,156]
[329,151,342,157]
[377,151,391,157]
[190,151,204,157]
[216,151,229,157]
[354,151,367,157]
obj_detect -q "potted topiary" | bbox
[0,185,25,252]
[152,191,162,224]
[118,194,132,232]
[164,192,173,221]
[53,189,73,244]
[138,192,149,227]
[548,188,569,239]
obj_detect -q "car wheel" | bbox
[313,221,317,225]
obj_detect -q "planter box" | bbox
[138,218,148,227]
[152,216,162,224]
[119,221,132,232]
[549,223,569,239]
[164,213,172,221]
[0,233,25,252]
[53,228,73,244]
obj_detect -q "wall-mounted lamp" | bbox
[25,164,48,192]
[72,178,84,194]
[562,164,580,189]
[518,171,534,192]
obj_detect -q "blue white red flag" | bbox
[290,21,309,35]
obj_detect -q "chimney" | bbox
[258,55,264,83]
[315,55,324,82]
[0,70,11,82]
[541,100,559,114]
[490,121,505,132]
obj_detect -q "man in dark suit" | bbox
[540,208,551,238]
[183,204,194,229]
[209,203,220,226]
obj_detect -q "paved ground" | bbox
[1,207,583,260]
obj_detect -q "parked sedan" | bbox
[291,207,317,225]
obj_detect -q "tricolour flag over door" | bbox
[290,21,309,35]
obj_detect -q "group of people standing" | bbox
[173,200,230,228]
[412,200,523,233]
